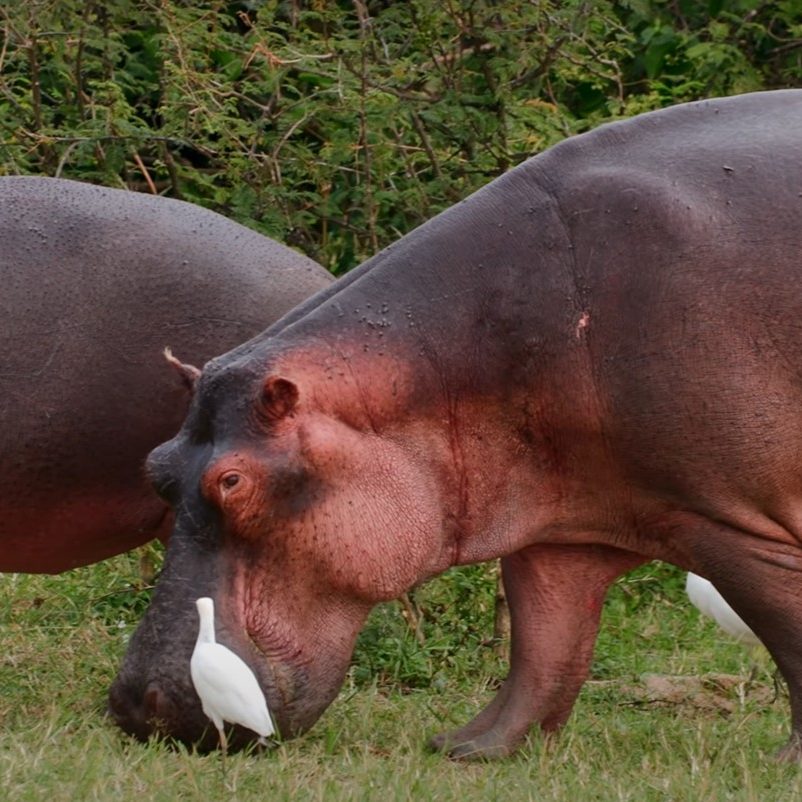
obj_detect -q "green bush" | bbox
[2,1,800,273]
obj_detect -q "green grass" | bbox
[1,553,799,801]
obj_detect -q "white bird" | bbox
[685,572,761,647]
[190,597,275,766]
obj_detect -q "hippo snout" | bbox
[108,674,215,747]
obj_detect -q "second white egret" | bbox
[685,572,761,647]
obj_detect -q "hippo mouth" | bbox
[239,622,317,738]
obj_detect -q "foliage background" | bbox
[1,0,801,274]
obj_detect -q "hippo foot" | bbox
[429,727,521,760]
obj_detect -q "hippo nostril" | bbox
[110,673,214,746]
[144,681,168,721]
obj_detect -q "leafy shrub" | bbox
[2,1,800,273]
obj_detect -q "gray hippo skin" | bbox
[111,90,802,758]
[0,177,332,572]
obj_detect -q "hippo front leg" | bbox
[431,544,645,759]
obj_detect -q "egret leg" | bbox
[218,726,228,775]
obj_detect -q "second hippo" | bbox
[0,177,332,573]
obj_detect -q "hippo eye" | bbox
[220,472,241,490]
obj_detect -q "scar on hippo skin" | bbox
[163,347,202,392]
[574,310,590,339]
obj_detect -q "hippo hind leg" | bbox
[688,524,802,761]
[429,544,644,759]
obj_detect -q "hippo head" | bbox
[109,342,456,745]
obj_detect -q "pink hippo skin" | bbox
[110,90,802,759]
[0,177,332,573]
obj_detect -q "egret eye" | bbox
[220,472,241,490]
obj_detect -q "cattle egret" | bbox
[190,597,275,767]
[685,572,761,647]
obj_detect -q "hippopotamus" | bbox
[110,89,802,759]
[0,177,332,573]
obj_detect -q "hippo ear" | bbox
[261,376,299,421]
[163,347,201,393]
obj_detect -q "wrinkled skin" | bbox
[112,90,802,758]
[0,177,332,573]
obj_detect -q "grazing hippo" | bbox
[110,90,802,759]
[0,177,332,573]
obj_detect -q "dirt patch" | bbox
[587,673,778,714]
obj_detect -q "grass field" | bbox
[1,552,799,801]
